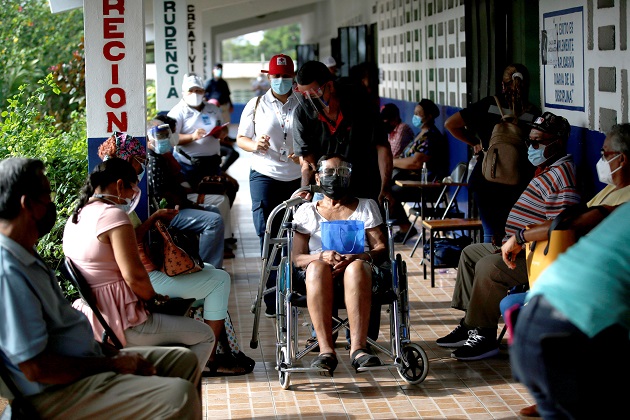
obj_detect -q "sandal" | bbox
[310,352,338,376]
[203,354,248,377]
[351,348,382,372]
[234,351,256,372]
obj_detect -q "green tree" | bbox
[221,24,300,62]
[0,0,84,106]
[258,24,300,60]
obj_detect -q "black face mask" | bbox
[319,175,351,200]
[35,201,57,238]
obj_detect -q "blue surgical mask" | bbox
[412,115,422,128]
[527,144,547,166]
[270,78,293,95]
[155,138,173,155]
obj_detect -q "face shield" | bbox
[147,124,178,154]
[293,82,330,120]
[317,159,352,199]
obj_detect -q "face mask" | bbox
[412,115,422,128]
[184,93,204,107]
[95,186,141,214]
[270,78,293,95]
[155,138,172,154]
[213,69,222,78]
[596,154,622,185]
[35,201,57,238]
[319,175,351,200]
[527,144,547,166]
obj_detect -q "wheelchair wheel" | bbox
[398,343,429,385]
[278,347,291,389]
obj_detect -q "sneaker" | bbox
[264,306,276,318]
[393,226,417,243]
[436,318,469,348]
[450,329,499,361]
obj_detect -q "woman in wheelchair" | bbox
[291,154,388,375]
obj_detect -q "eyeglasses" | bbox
[318,166,352,177]
[601,149,621,160]
[525,137,557,149]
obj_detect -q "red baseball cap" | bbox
[262,54,295,76]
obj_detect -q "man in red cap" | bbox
[236,54,301,316]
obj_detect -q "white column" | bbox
[83,0,148,218]
[154,0,188,112]
[187,0,203,77]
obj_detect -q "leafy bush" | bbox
[0,74,87,301]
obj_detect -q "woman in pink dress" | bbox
[63,158,219,374]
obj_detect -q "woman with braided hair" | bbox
[445,63,541,244]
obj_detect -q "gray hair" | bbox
[607,123,630,155]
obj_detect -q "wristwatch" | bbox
[515,229,526,245]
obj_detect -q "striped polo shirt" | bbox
[504,155,581,241]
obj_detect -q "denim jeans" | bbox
[169,208,224,268]
[249,170,301,309]
[249,170,301,249]
[511,295,629,419]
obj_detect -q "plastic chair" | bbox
[62,257,124,349]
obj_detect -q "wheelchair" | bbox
[250,186,429,389]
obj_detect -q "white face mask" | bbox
[184,93,204,107]
[596,154,622,185]
[95,185,141,214]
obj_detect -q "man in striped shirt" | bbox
[436,112,579,360]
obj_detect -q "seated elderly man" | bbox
[437,112,581,360]
[0,157,201,419]
[291,154,388,375]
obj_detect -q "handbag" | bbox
[321,220,365,254]
[146,297,197,316]
[155,220,203,276]
[525,204,587,285]
[197,174,229,195]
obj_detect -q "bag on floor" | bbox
[481,96,527,185]
[423,235,473,267]
[154,220,204,276]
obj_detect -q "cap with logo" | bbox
[262,54,295,76]
[529,112,571,139]
[182,74,204,92]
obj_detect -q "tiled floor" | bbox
[209,145,535,419]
